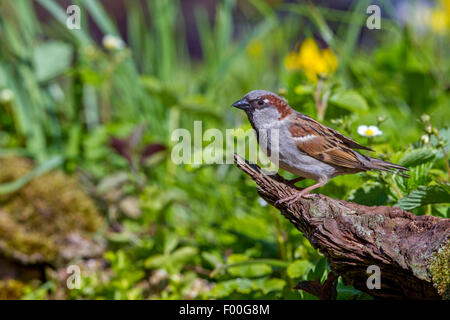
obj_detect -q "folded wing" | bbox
[288,114,369,170]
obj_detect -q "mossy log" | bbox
[234,155,449,299]
[0,157,104,282]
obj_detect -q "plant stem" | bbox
[272,207,287,262]
[433,130,450,181]
[314,78,329,121]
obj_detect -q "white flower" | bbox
[421,134,430,144]
[357,125,383,137]
[0,88,14,104]
[102,35,125,51]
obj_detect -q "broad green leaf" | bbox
[211,279,253,298]
[210,258,289,278]
[144,254,167,269]
[201,251,223,268]
[309,257,328,281]
[106,232,135,244]
[227,254,272,278]
[169,246,198,267]
[163,233,178,254]
[287,260,314,279]
[257,278,286,295]
[329,90,369,113]
[33,41,73,82]
[145,247,198,273]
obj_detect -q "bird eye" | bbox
[257,100,264,106]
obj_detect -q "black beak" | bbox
[232,98,250,111]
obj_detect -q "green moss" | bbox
[428,240,449,299]
[0,279,24,300]
[0,157,103,265]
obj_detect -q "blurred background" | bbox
[0,0,448,300]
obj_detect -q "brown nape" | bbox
[262,94,291,120]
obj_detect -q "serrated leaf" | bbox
[396,185,450,210]
[398,148,436,167]
[329,90,368,114]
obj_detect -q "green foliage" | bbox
[33,41,73,82]
[397,185,450,211]
[0,0,448,300]
[328,90,369,114]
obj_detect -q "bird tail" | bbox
[365,157,409,178]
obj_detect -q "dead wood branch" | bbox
[234,155,449,299]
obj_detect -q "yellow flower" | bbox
[430,0,450,33]
[322,48,338,73]
[284,38,338,82]
[430,10,448,32]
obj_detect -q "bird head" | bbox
[232,90,292,119]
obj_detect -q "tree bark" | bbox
[234,155,449,300]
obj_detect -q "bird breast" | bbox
[252,109,338,181]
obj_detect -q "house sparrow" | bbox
[232,90,408,205]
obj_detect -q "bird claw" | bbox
[275,191,316,206]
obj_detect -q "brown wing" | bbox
[289,114,368,170]
[298,114,373,151]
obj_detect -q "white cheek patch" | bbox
[263,99,269,103]
[294,134,316,142]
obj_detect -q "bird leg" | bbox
[287,176,305,186]
[275,180,327,206]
